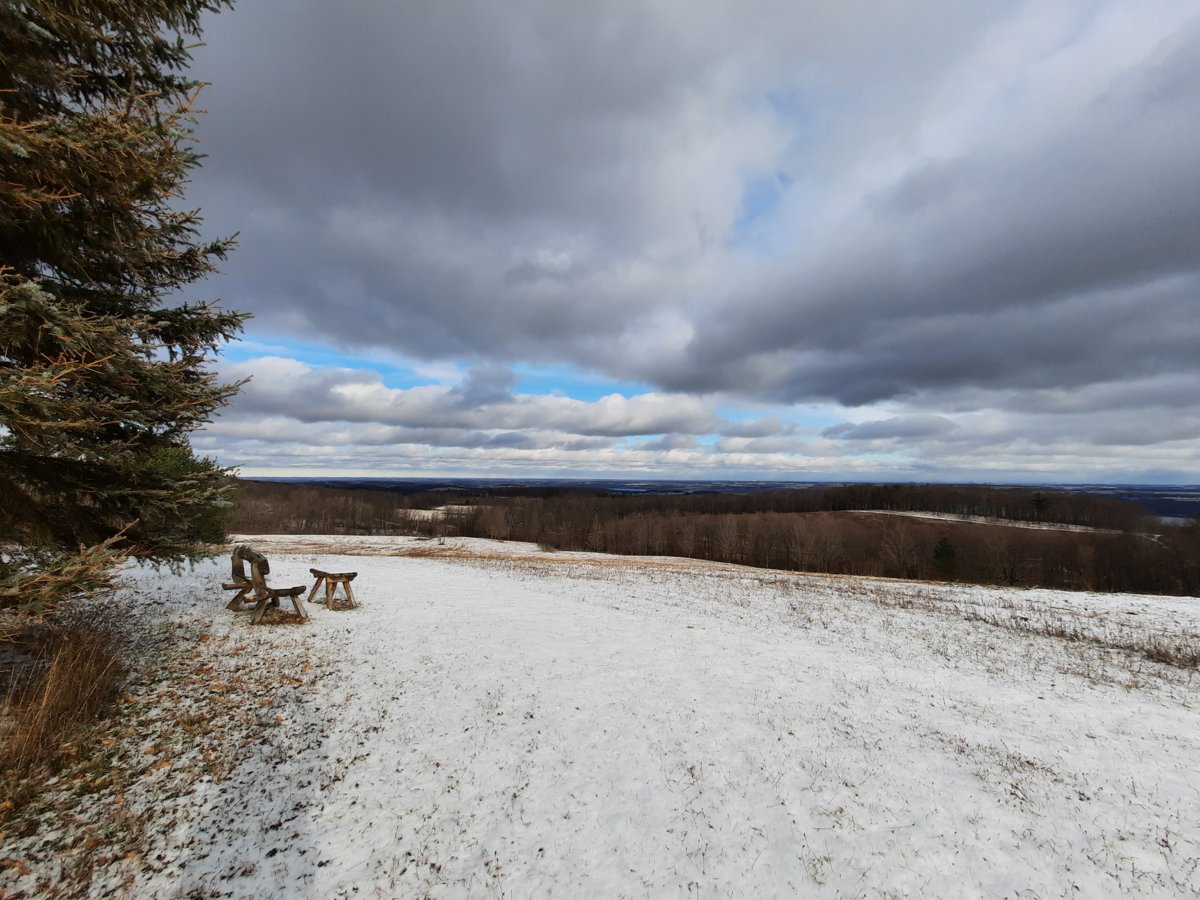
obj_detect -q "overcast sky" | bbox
[187,1,1200,483]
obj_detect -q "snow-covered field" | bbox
[4,535,1198,898]
[845,509,1126,533]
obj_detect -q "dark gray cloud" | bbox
[636,434,701,452]
[824,416,957,441]
[451,365,517,409]
[187,1,1200,478]
[721,417,794,439]
[189,0,1011,361]
[661,18,1200,401]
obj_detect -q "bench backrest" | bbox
[232,545,271,592]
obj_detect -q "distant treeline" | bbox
[228,481,1200,597]
[228,481,422,535]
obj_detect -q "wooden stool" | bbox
[307,569,359,609]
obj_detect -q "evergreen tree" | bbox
[0,1,245,612]
[932,536,957,580]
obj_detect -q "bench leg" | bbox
[226,587,251,611]
[343,582,356,608]
[292,594,310,621]
[326,579,335,606]
[250,595,270,625]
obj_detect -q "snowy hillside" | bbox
[4,536,1198,898]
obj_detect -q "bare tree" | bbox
[880,525,920,579]
[714,516,740,561]
[677,521,697,558]
[479,506,510,541]
[787,520,811,571]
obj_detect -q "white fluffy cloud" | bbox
[220,358,720,437]
[199,357,1199,480]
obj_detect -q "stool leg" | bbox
[343,581,356,608]
[326,579,335,606]
[306,576,325,605]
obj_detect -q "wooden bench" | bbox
[307,569,359,609]
[222,546,309,624]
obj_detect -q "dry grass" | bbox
[835,579,1200,672]
[1143,638,1200,669]
[0,625,126,784]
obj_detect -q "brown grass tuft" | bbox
[1,626,126,781]
[1143,638,1200,669]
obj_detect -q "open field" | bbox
[2,536,1197,897]
[843,509,1129,534]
